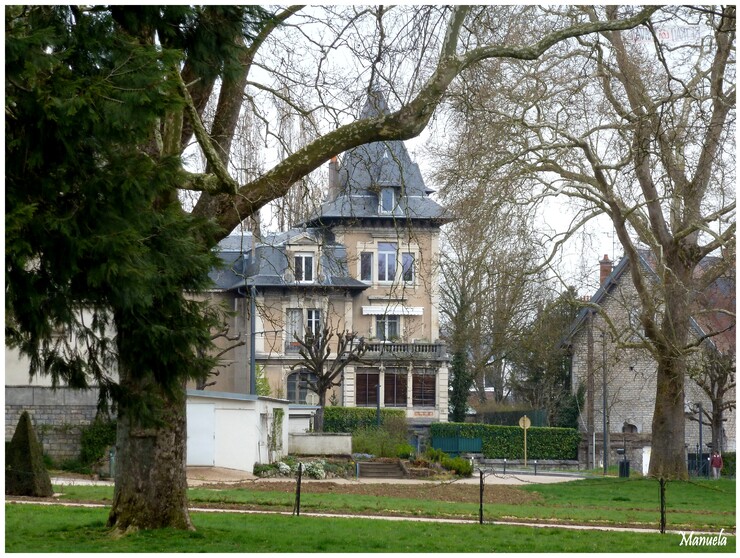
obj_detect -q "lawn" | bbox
[4,504,735,553]
[47,477,736,531]
[6,477,734,552]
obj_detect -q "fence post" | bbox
[659,477,666,534]
[294,463,303,516]
[479,470,484,524]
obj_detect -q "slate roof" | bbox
[208,231,368,293]
[301,90,451,227]
[562,250,736,354]
[211,91,451,293]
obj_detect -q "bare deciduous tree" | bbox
[431,6,735,478]
[291,327,368,432]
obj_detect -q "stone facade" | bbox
[567,253,735,471]
[5,386,101,462]
[198,92,451,426]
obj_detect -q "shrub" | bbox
[430,422,580,460]
[721,452,735,478]
[80,419,116,466]
[253,463,278,477]
[6,411,53,497]
[323,407,405,433]
[425,447,446,463]
[351,426,405,457]
[441,455,473,477]
[396,443,415,459]
[303,461,326,479]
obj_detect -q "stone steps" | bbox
[358,460,406,479]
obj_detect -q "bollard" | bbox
[503,458,507,475]
[534,460,538,476]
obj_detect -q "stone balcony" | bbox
[364,341,448,361]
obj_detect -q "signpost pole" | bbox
[519,415,531,467]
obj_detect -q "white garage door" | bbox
[187,403,215,466]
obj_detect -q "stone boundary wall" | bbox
[5,386,100,462]
[289,433,352,456]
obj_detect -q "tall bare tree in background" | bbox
[436,178,545,405]
[431,6,735,479]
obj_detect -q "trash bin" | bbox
[619,460,630,478]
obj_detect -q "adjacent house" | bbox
[563,251,736,475]
[199,92,452,430]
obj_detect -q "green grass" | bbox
[5,504,735,553]
[49,478,736,531]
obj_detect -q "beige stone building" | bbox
[201,93,451,429]
[564,252,735,475]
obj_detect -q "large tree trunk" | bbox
[648,356,688,479]
[107,371,193,532]
[314,391,326,433]
[647,258,691,480]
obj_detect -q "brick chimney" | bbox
[599,254,613,285]
[327,156,339,201]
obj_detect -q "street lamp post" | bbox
[602,333,608,475]
[698,402,703,477]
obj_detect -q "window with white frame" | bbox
[285,308,321,351]
[377,242,397,282]
[379,187,395,213]
[294,253,314,282]
[306,309,322,337]
[376,314,400,340]
[285,308,303,351]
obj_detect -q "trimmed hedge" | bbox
[722,452,735,478]
[431,422,580,460]
[323,407,405,433]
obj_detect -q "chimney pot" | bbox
[599,254,613,285]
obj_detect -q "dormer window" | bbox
[379,187,395,213]
[294,253,314,282]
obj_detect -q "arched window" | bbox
[287,371,319,404]
[622,422,638,434]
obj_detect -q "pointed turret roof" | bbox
[301,91,450,227]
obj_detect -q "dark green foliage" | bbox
[323,406,405,433]
[431,422,581,460]
[552,382,585,429]
[448,350,473,423]
[441,455,473,477]
[6,411,54,497]
[80,419,117,466]
[721,452,735,478]
[477,408,548,427]
[508,287,582,426]
[5,6,223,420]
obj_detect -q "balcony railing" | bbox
[364,341,447,360]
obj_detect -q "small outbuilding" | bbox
[186,390,289,473]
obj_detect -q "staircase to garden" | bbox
[357,460,407,479]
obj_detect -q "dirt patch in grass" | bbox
[200,480,541,506]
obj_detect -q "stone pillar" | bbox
[437,363,449,422]
[378,364,385,408]
[343,365,356,407]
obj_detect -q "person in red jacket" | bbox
[710,450,723,479]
